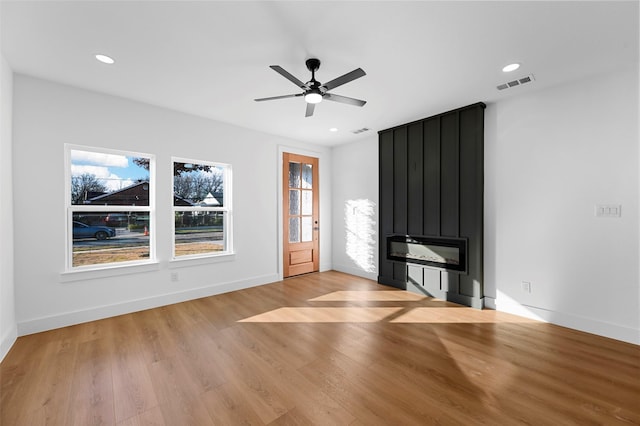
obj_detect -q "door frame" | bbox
[277,145,325,280]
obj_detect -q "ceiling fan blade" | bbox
[305,102,315,117]
[322,68,366,91]
[254,93,303,102]
[270,65,308,89]
[323,93,367,107]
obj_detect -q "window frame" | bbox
[65,144,156,272]
[171,156,233,261]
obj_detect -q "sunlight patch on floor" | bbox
[238,307,403,323]
[308,290,427,302]
[238,305,541,324]
[389,307,539,323]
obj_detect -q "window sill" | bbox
[60,261,160,283]
[169,252,236,268]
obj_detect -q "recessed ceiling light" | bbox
[95,54,115,65]
[329,128,338,132]
[502,63,520,73]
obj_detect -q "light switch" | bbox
[595,204,622,218]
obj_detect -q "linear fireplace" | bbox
[387,235,468,274]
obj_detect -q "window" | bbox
[66,145,154,270]
[172,158,232,259]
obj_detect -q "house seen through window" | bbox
[173,158,232,259]
[67,146,154,269]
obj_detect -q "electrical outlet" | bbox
[170,272,179,282]
[595,204,622,218]
[522,281,532,293]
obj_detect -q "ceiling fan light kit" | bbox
[255,58,366,117]
[304,90,323,104]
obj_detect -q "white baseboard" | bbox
[1,325,17,363]
[17,273,279,337]
[331,263,378,282]
[319,262,333,273]
[484,296,640,345]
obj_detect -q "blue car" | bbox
[73,221,116,240]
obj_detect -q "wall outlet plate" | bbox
[595,204,621,218]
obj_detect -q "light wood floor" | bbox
[1,271,639,425]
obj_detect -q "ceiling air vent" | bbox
[497,74,535,91]
[352,127,370,134]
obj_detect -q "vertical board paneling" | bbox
[407,122,424,236]
[459,108,484,298]
[442,272,460,294]
[379,103,484,306]
[423,268,442,297]
[440,112,459,238]
[392,127,408,285]
[423,117,440,236]
[393,127,408,235]
[407,265,423,288]
[379,131,395,281]
[393,262,407,282]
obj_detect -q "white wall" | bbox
[9,64,639,344]
[12,75,332,335]
[0,53,17,361]
[484,63,639,344]
[331,136,378,280]
[331,64,639,344]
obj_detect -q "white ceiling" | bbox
[2,1,638,146]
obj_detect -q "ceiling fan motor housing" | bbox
[305,58,321,73]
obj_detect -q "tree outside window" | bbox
[172,158,232,259]
[66,145,154,269]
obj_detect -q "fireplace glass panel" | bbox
[387,235,467,273]
[390,241,460,266]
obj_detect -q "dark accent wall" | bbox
[378,102,485,308]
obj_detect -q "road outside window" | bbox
[172,158,232,259]
[67,146,154,269]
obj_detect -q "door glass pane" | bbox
[302,163,312,189]
[289,190,300,215]
[301,190,312,215]
[289,217,300,243]
[289,162,300,188]
[301,216,313,242]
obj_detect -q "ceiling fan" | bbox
[254,58,367,117]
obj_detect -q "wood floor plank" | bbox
[2,271,639,425]
[116,406,165,426]
[16,337,79,425]
[299,349,452,425]
[66,337,115,426]
[226,324,356,425]
[153,304,227,393]
[212,328,294,424]
[107,314,159,423]
[200,381,266,426]
[130,307,178,365]
[0,332,53,425]
[148,356,215,426]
